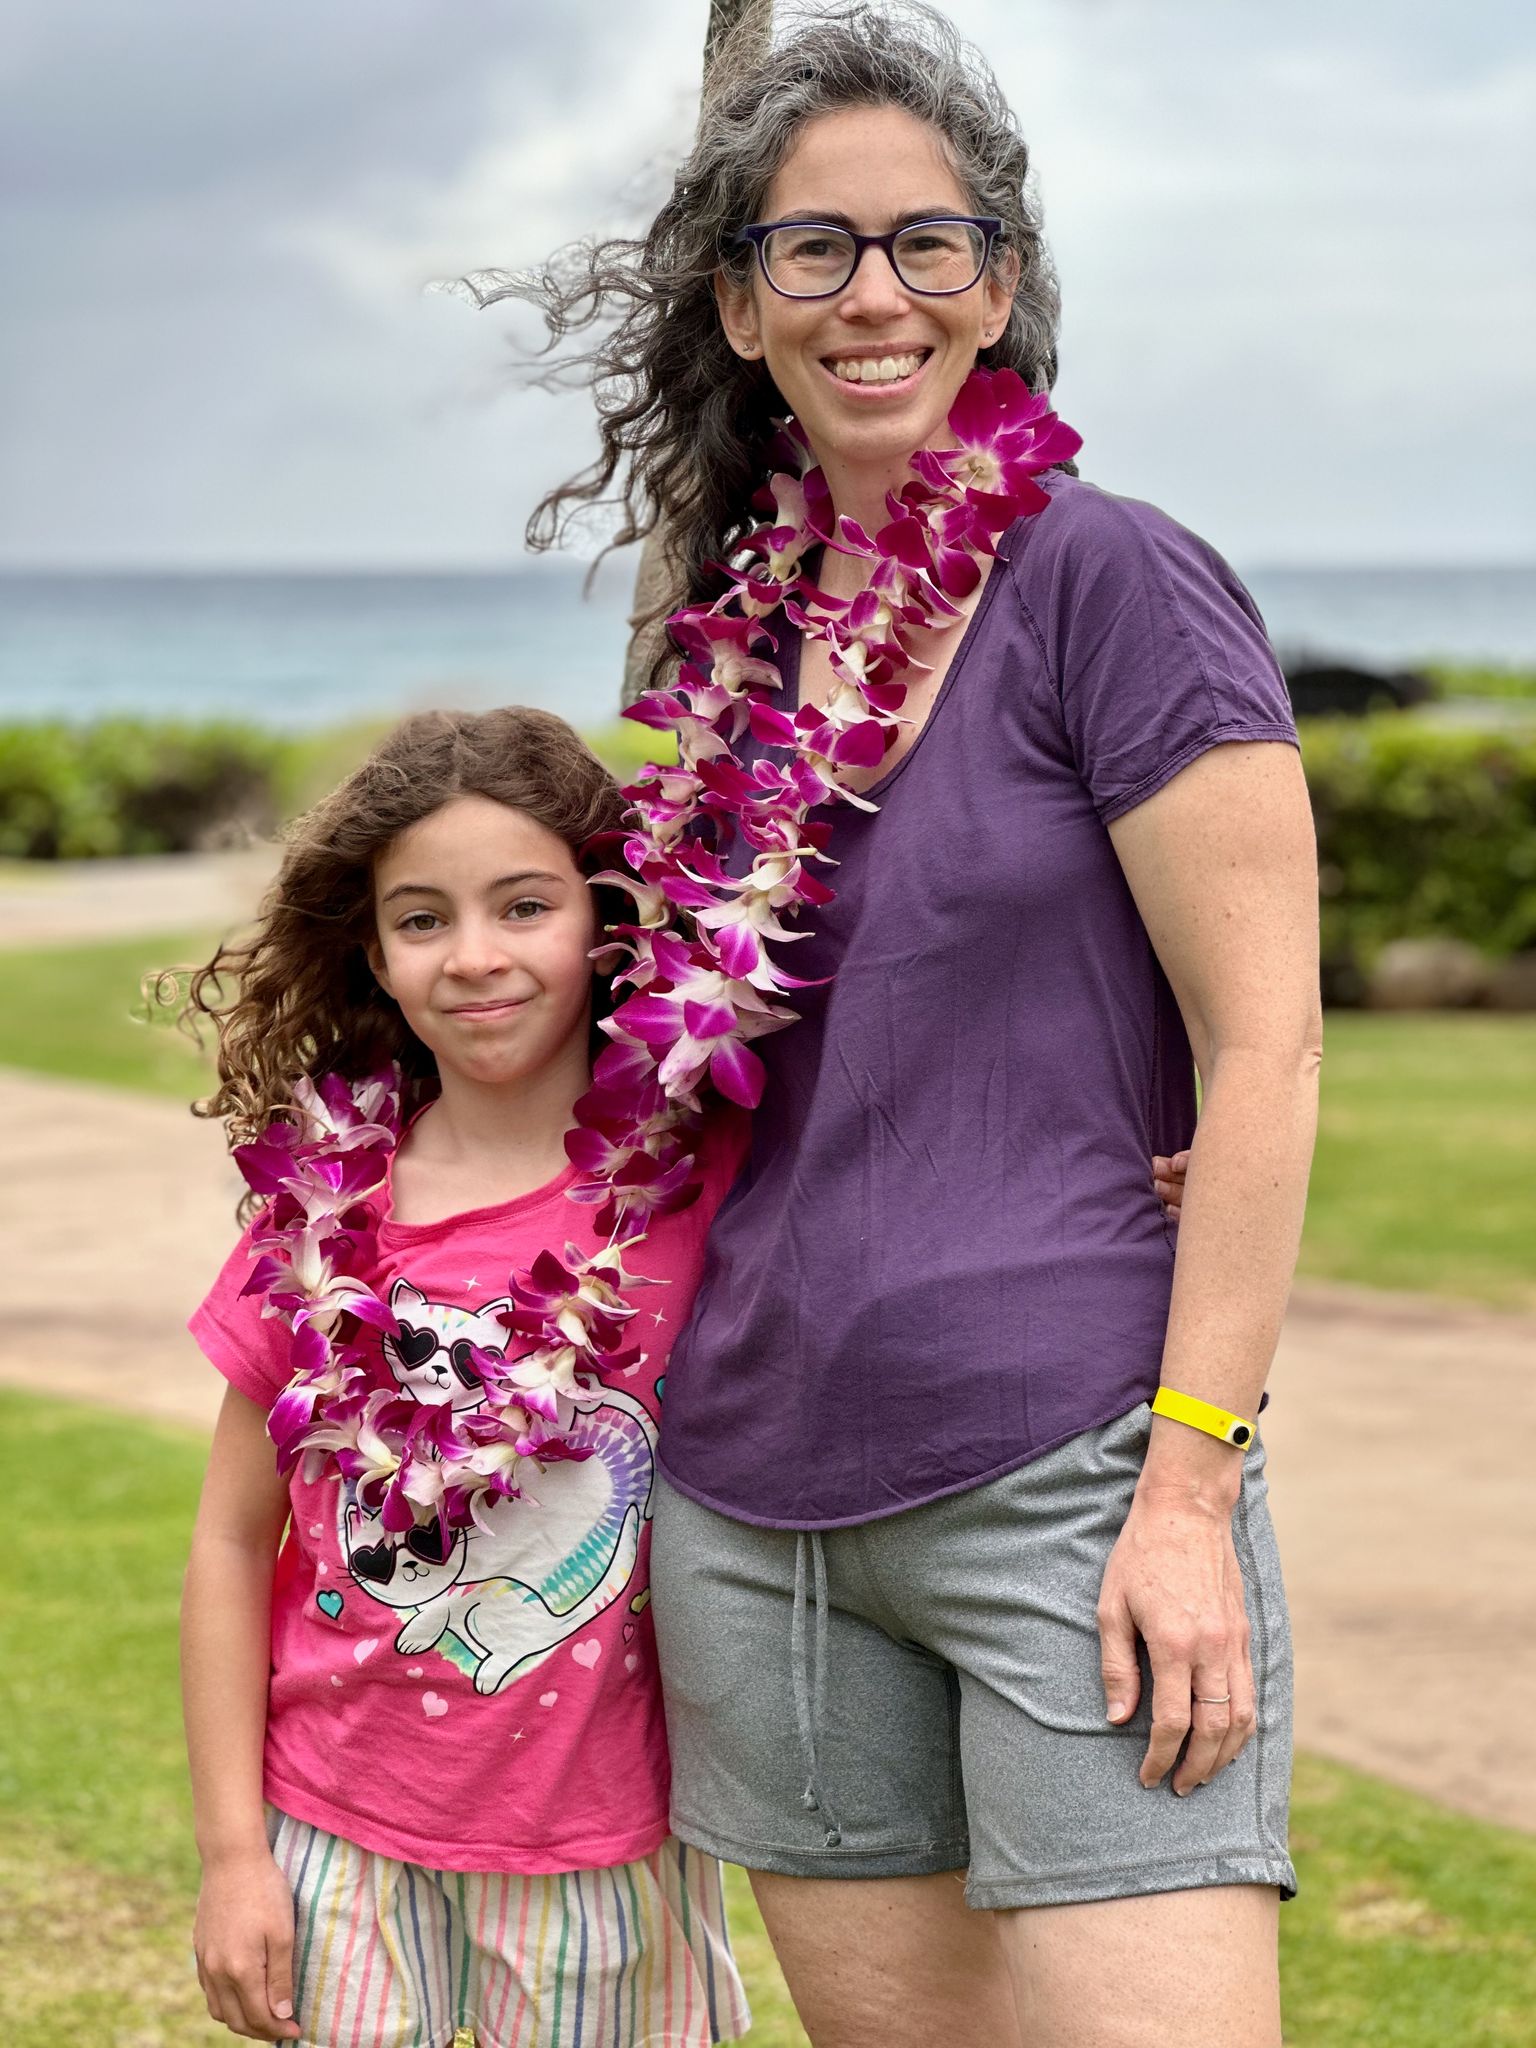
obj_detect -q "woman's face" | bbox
[719,103,1016,488]
[368,794,597,1092]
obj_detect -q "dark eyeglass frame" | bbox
[737,216,1004,300]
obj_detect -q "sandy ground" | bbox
[1,1065,1531,1839]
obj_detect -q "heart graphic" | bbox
[395,1322,439,1369]
[405,1521,452,1566]
[422,1693,448,1718]
[330,1675,343,1688]
[349,1541,397,1587]
[625,1653,640,1674]
[571,1640,602,1671]
[407,1667,424,1679]
[629,1589,652,1614]
[654,1375,666,1400]
[352,1639,377,1664]
[317,1591,343,1620]
[316,1562,329,1576]
[622,1623,636,1643]
[308,1524,323,1539]
[539,1691,559,1708]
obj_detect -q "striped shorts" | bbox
[265,1807,751,2048]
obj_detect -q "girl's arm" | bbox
[1100,738,1322,1796]
[182,1383,303,2042]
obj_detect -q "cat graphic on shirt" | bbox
[380,1279,511,1412]
[342,1279,657,1695]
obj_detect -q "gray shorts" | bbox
[651,1402,1297,1910]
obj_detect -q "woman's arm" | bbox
[1099,738,1322,1795]
[182,1383,303,2041]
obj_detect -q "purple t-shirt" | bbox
[657,473,1299,1529]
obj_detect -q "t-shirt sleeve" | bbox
[188,1219,294,1412]
[1024,488,1299,824]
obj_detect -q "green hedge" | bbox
[1425,662,1536,702]
[0,719,289,859]
[4,719,1533,981]
[0,718,670,862]
[1300,716,1536,974]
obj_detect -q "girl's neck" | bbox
[391,1037,592,1225]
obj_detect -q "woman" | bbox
[518,8,1319,2043]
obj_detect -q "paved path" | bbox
[0,846,279,948]
[2,1064,1531,1836]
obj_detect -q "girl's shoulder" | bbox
[189,1209,291,1411]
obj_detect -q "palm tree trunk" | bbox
[621,0,773,707]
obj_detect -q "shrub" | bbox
[5,718,1532,995]
[1301,716,1536,982]
[0,720,290,859]
[0,717,671,862]
[1425,663,1536,702]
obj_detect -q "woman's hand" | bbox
[194,1845,302,2041]
[1095,1475,1256,1796]
[1152,1150,1190,1220]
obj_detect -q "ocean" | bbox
[2,563,1533,734]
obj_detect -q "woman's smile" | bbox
[819,346,933,397]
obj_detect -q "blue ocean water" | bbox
[1,562,1532,732]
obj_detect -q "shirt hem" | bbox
[264,1769,673,1874]
[1096,722,1300,826]
[656,1389,1161,1531]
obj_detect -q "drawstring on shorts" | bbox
[791,1530,842,1849]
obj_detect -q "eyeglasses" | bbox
[737,216,1002,299]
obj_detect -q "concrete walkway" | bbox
[2,1063,1531,1838]
[0,846,279,948]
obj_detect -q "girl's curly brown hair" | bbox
[171,707,627,1157]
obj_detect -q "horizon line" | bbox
[3,557,1534,580]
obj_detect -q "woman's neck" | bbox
[814,433,955,571]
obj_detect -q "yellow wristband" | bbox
[1151,1386,1256,1449]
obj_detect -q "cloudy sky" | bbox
[2,0,1531,571]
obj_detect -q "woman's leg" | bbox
[651,1479,1002,2044]
[854,1408,1293,2046]
[750,1869,1022,2048]
[996,1883,1280,2048]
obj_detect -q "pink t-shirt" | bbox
[190,1107,748,1874]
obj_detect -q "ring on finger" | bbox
[1194,1693,1231,1704]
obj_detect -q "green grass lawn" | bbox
[0,928,218,1098]
[1306,1012,1536,1309]
[1,929,1531,1307]
[4,1389,1533,2046]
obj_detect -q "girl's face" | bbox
[368,795,597,1090]
[717,103,1016,489]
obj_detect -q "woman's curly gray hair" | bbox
[467,1,1063,634]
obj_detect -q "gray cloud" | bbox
[1,0,1531,568]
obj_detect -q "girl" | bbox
[180,707,752,2048]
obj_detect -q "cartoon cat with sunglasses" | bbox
[338,1278,658,1696]
[379,1279,511,1411]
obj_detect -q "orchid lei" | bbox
[239,368,1080,1552]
